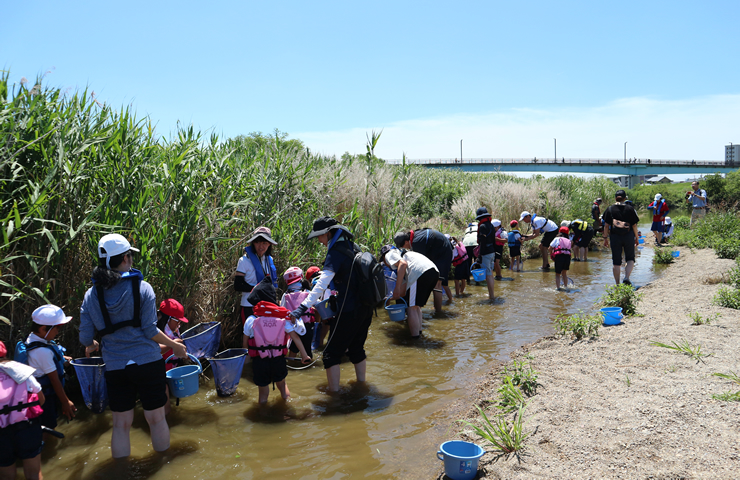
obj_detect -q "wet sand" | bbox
[436,247,740,479]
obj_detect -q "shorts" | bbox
[453,259,470,281]
[105,359,168,412]
[405,268,439,307]
[540,229,558,247]
[427,253,451,282]
[323,307,373,369]
[554,254,571,274]
[610,233,636,266]
[481,253,495,275]
[0,419,43,467]
[493,245,503,261]
[37,389,58,429]
[650,221,664,233]
[509,246,521,258]
[251,355,288,387]
[575,230,594,248]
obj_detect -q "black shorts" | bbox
[323,307,373,369]
[0,419,43,467]
[554,254,571,274]
[105,359,168,412]
[405,268,439,308]
[251,355,288,387]
[610,233,636,266]
[540,229,558,247]
[37,389,58,429]
[453,259,470,280]
[576,230,594,248]
[493,245,503,261]
[509,246,521,258]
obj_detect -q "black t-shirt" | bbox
[476,221,496,255]
[602,204,639,235]
[591,204,601,222]
[411,228,452,260]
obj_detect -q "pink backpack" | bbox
[281,291,315,323]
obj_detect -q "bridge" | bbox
[384,158,738,188]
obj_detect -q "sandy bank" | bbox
[437,248,740,479]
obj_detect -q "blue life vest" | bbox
[508,230,521,247]
[14,340,66,390]
[649,200,668,218]
[245,246,278,289]
[94,269,144,337]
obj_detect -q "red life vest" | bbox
[452,242,469,266]
[281,291,315,323]
[0,362,41,429]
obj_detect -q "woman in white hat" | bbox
[234,226,279,324]
[79,233,187,459]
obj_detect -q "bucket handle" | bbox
[385,297,408,308]
[166,353,202,374]
[437,451,444,461]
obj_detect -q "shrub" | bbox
[713,287,740,310]
[653,249,675,264]
[714,238,740,260]
[599,283,642,316]
[554,311,601,340]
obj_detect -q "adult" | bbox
[591,198,603,232]
[289,217,372,392]
[686,181,708,226]
[393,228,453,314]
[602,190,640,285]
[519,211,560,270]
[380,245,439,338]
[570,219,595,262]
[234,226,278,324]
[647,193,670,246]
[80,234,187,458]
[474,207,497,302]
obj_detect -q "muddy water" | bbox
[45,244,664,480]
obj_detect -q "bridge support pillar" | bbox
[628,175,640,189]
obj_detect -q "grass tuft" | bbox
[599,283,641,316]
[554,311,601,340]
[650,339,711,363]
[461,404,531,455]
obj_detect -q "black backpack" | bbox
[339,244,387,309]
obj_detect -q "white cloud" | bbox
[296,95,740,162]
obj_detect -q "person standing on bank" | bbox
[80,234,187,459]
[474,207,497,302]
[519,211,560,270]
[686,181,708,226]
[592,198,603,232]
[234,227,279,325]
[602,190,640,285]
[289,218,372,393]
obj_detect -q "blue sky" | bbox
[3,1,739,161]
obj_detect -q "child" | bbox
[305,266,331,351]
[662,217,674,243]
[549,227,573,290]
[280,267,315,359]
[243,278,310,404]
[450,236,469,297]
[647,193,670,246]
[492,220,508,280]
[0,341,46,480]
[157,299,188,371]
[16,305,76,431]
[507,220,523,272]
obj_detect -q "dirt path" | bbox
[436,248,740,479]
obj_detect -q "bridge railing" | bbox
[384,158,730,167]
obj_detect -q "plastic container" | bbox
[638,237,645,244]
[385,297,408,322]
[671,250,680,258]
[599,307,623,325]
[471,266,486,282]
[181,321,222,359]
[208,348,248,397]
[315,296,337,320]
[71,357,108,414]
[165,353,202,399]
[437,441,485,480]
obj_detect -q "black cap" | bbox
[247,276,277,305]
[380,244,394,259]
[475,207,491,220]
[307,216,351,240]
[615,189,626,198]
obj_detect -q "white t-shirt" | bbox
[236,253,272,307]
[532,216,559,233]
[25,333,59,379]
[243,315,306,337]
[384,249,438,288]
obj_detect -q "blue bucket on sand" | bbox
[165,353,202,399]
[638,237,645,244]
[385,297,407,322]
[208,349,248,397]
[471,266,486,282]
[671,250,680,258]
[182,321,222,359]
[71,357,108,414]
[437,441,485,480]
[600,307,623,326]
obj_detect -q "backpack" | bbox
[353,250,387,308]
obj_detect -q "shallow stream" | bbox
[45,242,665,480]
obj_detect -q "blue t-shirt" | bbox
[324,238,359,312]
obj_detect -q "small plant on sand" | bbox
[497,377,527,413]
[711,391,740,401]
[624,374,631,387]
[653,248,676,264]
[461,404,530,455]
[650,339,712,363]
[554,311,600,340]
[503,360,539,396]
[689,312,719,325]
[713,287,740,310]
[712,371,740,387]
[599,283,642,316]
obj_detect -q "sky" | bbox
[3,1,740,163]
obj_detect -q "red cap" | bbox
[283,267,303,286]
[0,341,6,358]
[559,226,570,234]
[305,266,321,280]
[509,220,518,227]
[159,299,189,323]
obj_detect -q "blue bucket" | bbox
[182,321,222,359]
[599,307,623,325]
[315,296,337,320]
[471,266,486,282]
[165,353,202,399]
[671,250,680,258]
[437,441,485,480]
[385,297,407,322]
[638,237,645,244]
[207,349,248,397]
[71,357,108,414]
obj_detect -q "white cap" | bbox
[560,220,571,227]
[519,211,532,221]
[665,216,672,224]
[492,219,502,227]
[98,234,139,268]
[32,304,72,326]
[654,193,662,201]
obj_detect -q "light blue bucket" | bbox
[437,441,485,480]
[671,250,680,258]
[165,353,202,399]
[315,296,337,320]
[471,266,486,282]
[599,307,623,325]
[638,237,645,244]
[385,297,407,322]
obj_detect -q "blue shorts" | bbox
[651,221,664,233]
[0,419,43,467]
[481,253,496,276]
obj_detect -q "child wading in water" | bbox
[243,277,310,404]
[280,267,315,359]
[549,226,573,290]
[507,220,523,272]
